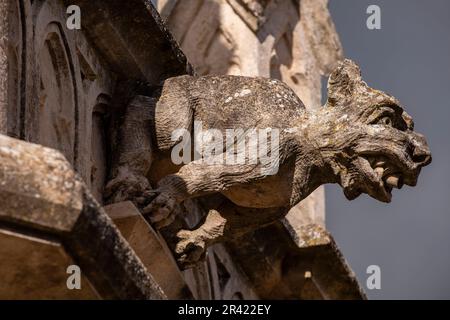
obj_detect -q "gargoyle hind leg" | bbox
[104,95,155,205]
[175,203,288,268]
[142,154,271,228]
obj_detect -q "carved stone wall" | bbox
[0,0,185,298]
[0,0,115,204]
[0,0,27,137]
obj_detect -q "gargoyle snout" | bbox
[410,132,432,167]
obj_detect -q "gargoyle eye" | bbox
[370,104,408,131]
[378,116,393,126]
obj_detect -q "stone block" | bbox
[0,134,165,299]
[104,201,193,299]
[227,222,366,300]
[0,228,98,299]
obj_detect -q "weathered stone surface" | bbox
[65,0,193,83]
[227,222,367,299]
[0,0,9,134]
[106,59,431,269]
[0,228,99,299]
[206,244,258,300]
[0,134,166,299]
[224,0,271,32]
[0,134,83,232]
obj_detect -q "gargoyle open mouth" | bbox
[367,156,405,202]
[342,154,416,203]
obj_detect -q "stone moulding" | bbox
[64,0,194,82]
[226,221,368,299]
[0,134,166,299]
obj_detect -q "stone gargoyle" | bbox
[105,59,431,268]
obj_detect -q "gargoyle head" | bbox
[315,59,431,203]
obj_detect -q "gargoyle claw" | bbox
[175,230,206,268]
[153,212,177,230]
[104,167,153,204]
[142,192,177,224]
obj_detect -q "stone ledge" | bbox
[104,201,193,299]
[64,0,193,84]
[0,134,165,299]
[226,222,366,300]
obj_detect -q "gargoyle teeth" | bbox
[374,166,384,177]
[374,160,386,168]
[385,174,404,189]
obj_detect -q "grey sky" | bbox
[326,0,450,299]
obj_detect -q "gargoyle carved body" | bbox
[105,60,431,268]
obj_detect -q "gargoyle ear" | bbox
[327,59,362,106]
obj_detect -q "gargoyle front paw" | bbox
[142,191,178,229]
[104,167,153,205]
[175,230,206,269]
